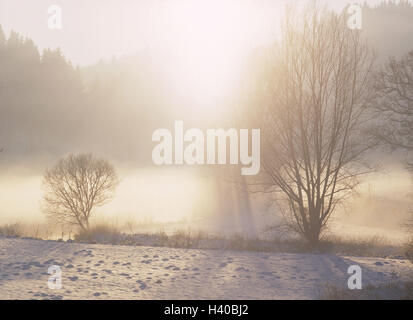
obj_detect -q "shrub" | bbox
[74,224,122,244]
[0,223,22,237]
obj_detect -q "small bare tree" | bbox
[254,6,376,244]
[43,153,119,231]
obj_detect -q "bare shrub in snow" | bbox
[42,153,119,231]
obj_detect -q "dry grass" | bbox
[404,238,413,262]
[0,223,23,237]
[66,224,407,258]
[74,224,122,244]
[314,235,404,258]
[0,220,408,259]
[0,222,66,240]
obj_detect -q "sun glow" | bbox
[157,0,276,106]
[164,1,281,112]
[108,0,281,114]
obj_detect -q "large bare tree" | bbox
[254,7,376,244]
[43,153,119,231]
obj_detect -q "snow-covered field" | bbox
[0,236,412,299]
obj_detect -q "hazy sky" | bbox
[0,0,384,66]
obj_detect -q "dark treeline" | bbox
[0,28,85,161]
[0,28,174,167]
[0,1,413,168]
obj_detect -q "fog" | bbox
[0,0,412,241]
[0,162,411,242]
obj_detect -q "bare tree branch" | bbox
[247,5,376,244]
[42,153,119,231]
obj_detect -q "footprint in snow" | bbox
[219,263,227,268]
[68,276,78,281]
[29,261,43,268]
[235,267,249,272]
[374,262,384,266]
